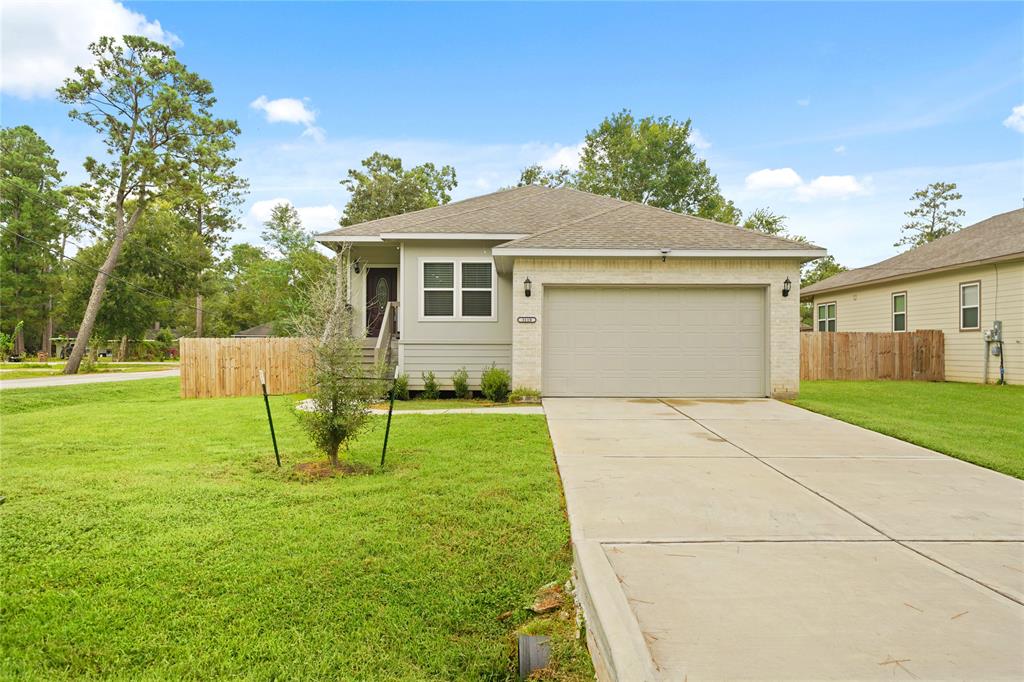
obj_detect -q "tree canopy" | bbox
[895,181,965,250]
[339,152,457,226]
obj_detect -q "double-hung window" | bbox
[816,302,837,331]
[420,259,495,320]
[960,281,980,331]
[892,292,907,332]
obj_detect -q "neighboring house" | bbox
[232,323,274,338]
[802,209,1023,385]
[315,185,825,398]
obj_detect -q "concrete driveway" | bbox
[546,398,1024,681]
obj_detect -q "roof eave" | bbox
[493,247,827,260]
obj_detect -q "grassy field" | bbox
[0,362,177,380]
[0,379,590,680]
[794,381,1024,478]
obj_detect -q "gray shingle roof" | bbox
[802,208,1024,296]
[318,185,821,252]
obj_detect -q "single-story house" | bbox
[802,208,1022,384]
[315,185,825,398]
[232,322,275,338]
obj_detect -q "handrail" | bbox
[373,301,399,368]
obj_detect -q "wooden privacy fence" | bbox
[801,330,944,381]
[180,338,311,398]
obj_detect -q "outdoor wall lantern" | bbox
[524,277,532,297]
[782,277,792,297]
[352,258,362,274]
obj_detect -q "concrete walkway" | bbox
[0,368,180,390]
[369,405,544,415]
[546,397,1024,681]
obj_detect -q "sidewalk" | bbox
[0,369,180,390]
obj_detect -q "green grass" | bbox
[0,379,589,680]
[0,362,177,380]
[794,381,1024,478]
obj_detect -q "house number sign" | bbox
[517,316,537,324]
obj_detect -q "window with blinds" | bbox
[423,262,454,317]
[461,262,492,317]
[420,260,495,320]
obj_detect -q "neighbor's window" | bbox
[892,292,907,332]
[423,261,455,317]
[960,282,980,330]
[460,261,493,317]
[817,302,837,331]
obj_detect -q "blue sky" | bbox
[3,1,1022,266]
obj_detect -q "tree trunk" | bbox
[42,296,53,359]
[195,294,204,337]
[63,230,128,374]
[116,334,128,362]
[327,441,340,468]
[13,326,25,357]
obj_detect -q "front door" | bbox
[365,268,398,337]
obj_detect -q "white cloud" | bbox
[745,167,804,191]
[834,145,847,154]
[1003,104,1024,133]
[690,129,712,151]
[248,198,340,233]
[744,167,867,201]
[795,175,867,200]
[797,98,811,107]
[1,0,179,99]
[539,142,584,171]
[250,95,325,142]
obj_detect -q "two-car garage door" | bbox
[543,287,766,397]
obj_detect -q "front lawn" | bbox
[0,379,589,679]
[794,381,1024,478]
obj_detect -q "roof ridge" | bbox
[322,184,545,235]
[385,185,553,232]
[494,203,632,248]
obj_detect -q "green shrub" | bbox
[452,367,471,399]
[392,373,410,400]
[420,371,440,399]
[510,386,542,403]
[480,365,511,402]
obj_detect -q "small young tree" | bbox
[293,250,384,467]
[895,181,965,250]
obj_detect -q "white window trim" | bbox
[817,301,837,332]
[892,292,907,333]
[959,281,980,331]
[417,257,497,322]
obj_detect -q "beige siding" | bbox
[809,260,1024,384]
[512,256,804,399]
[400,343,512,390]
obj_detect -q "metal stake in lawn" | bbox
[259,369,281,467]
[380,366,399,469]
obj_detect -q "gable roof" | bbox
[802,208,1024,296]
[317,185,823,255]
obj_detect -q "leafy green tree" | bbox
[57,35,241,373]
[62,205,208,349]
[339,152,456,226]
[261,203,332,325]
[196,244,279,337]
[800,255,848,327]
[742,208,788,236]
[895,181,965,250]
[517,163,574,188]
[0,126,67,356]
[574,110,739,223]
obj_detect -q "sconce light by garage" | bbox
[352,259,362,274]
[782,277,792,297]
[660,247,671,262]
[524,277,532,297]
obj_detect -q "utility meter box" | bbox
[984,321,1003,343]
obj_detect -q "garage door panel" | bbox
[543,287,766,397]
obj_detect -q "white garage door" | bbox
[543,287,766,397]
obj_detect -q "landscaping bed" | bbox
[794,380,1024,479]
[0,379,589,679]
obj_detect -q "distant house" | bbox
[802,209,1022,384]
[314,185,826,398]
[232,323,274,338]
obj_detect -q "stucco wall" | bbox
[511,256,804,398]
[808,260,1024,384]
